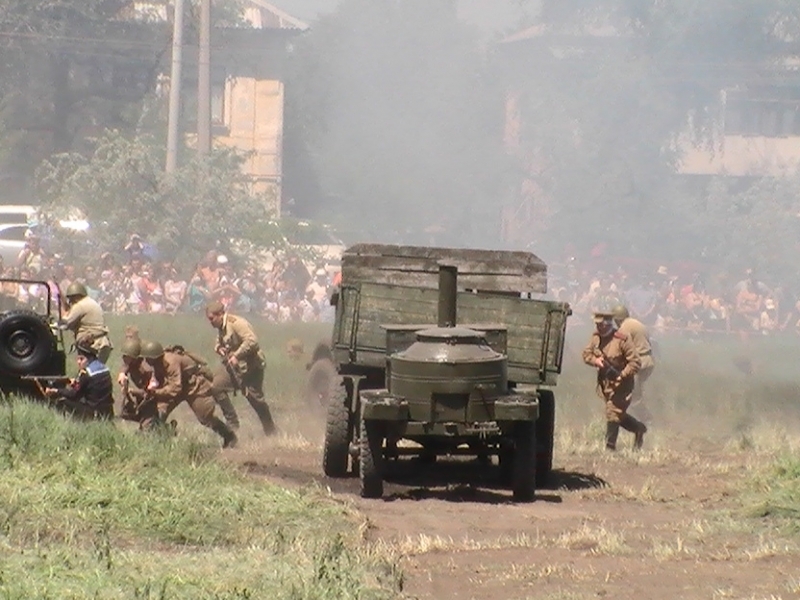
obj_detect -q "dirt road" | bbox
[225,422,800,600]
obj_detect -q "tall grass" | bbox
[0,398,400,599]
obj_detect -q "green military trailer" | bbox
[317,244,570,501]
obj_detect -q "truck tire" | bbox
[0,310,55,376]
[360,418,385,499]
[322,382,352,477]
[512,421,537,502]
[535,390,555,488]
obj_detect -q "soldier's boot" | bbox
[250,398,277,436]
[208,416,238,449]
[605,422,620,451]
[214,392,240,430]
[620,414,647,450]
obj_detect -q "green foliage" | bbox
[0,398,399,599]
[748,454,800,524]
[0,0,247,199]
[36,130,283,262]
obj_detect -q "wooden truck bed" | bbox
[341,244,548,294]
[332,282,570,386]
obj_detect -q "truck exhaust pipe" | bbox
[437,265,457,328]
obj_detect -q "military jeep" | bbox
[312,244,570,501]
[0,278,67,396]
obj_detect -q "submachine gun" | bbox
[592,348,621,380]
[20,375,73,399]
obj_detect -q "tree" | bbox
[0,0,246,200]
[36,130,281,264]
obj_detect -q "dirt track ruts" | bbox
[223,429,800,600]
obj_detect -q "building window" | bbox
[725,94,800,138]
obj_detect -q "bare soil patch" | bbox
[221,422,800,600]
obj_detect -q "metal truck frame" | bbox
[319,244,570,500]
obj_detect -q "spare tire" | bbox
[0,310,56,375]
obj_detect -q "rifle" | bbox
[216,347,246,395]
[592,348,621,380]
[20,375,73,398]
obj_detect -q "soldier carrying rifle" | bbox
[582,310,646,451]
[42,342,114,421]
[205,301,276,436]
[117,336,158,428]
[136,339,238,448]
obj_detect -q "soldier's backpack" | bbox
[164,344,214,381]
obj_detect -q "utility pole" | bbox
[165,0,185,173]
[197,0,212,156]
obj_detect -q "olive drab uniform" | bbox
[617,316,655,422]
[149,351,237,447]
[168,345,241,431]
[62,296,113,363]
[211,313,276,436]
[582,328,647,450]
[119,360,157,427]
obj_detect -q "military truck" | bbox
[0,278,67,397]
[314,244,570,501]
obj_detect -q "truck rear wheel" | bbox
[360,418,385,499]
[512,421,537,502]
[322,382,352,477]
[536,390,555,488]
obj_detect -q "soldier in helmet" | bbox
[139,339,238,448]
[44,342,114,421]
[117,336,157,426]
[612,304,655,424]
[61,281,113,363]
[582,310,646,451]
[205,301,276,436]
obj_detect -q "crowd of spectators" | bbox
[549,261,800,336]
[6,230,799,335]
[4,232,338,322]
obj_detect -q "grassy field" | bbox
[0,315,403,599]
[2,314,799,598]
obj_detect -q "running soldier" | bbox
[205,301,276,436]
[140,340,238,448]
[612,304,655,424]
[582,310,646,451]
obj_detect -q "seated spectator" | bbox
[759,298,779,333]
[163,263,188,314]
[734,279,762,331]
[306,269,330,305]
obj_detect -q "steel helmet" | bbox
[65,281,88,298]
[140,340,164,360]
[121,338,142,358]
[611,304,630,324]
